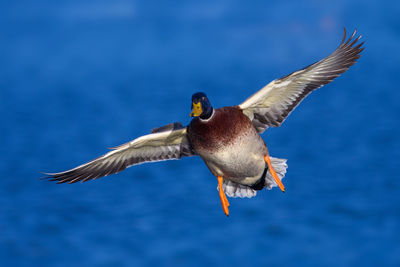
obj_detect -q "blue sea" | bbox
[1,1,399,266]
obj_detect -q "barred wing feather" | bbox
[240,29,364,133]
[45,127,194,184]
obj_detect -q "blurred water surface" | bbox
[1,0,399,266]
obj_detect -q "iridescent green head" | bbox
[190,92,213,119]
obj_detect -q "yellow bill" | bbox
[190,102,203,117]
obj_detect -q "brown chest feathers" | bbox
[187,106,255,152]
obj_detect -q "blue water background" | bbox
[1,1,399,266]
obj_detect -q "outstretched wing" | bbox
[45,124,195,184]
[239,29,364,133]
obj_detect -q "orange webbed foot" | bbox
[264,155,285,192]
[217,176,230,216]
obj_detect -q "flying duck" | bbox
[46,29,364,216]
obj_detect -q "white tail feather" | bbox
[265,157,288,189]
[218,157,288,198]
[223,180,257,198]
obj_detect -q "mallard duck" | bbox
[46,29,363,216]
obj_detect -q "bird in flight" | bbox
[45,29,364,216]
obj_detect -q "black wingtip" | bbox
[40,172,56,182]
[340,28,364,48]
[341,27,347,44]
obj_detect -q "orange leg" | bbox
[264,147,285,192]
[217,176,230,216]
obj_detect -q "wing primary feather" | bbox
[44,127,195,183]
[239,28,364,133]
